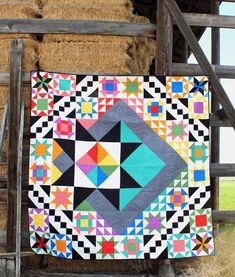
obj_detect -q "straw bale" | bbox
[0,85,31,109]
[43,4,132,21]
[0,34,34,40]
[0,39,38,72]
[50,0,130,5]
[41,0,132,8]
[0,0,39,3]
[39,36,155,74]
[0,203,7,230]
[39,41,130,74]
[0,3,40,19]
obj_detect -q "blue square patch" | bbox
[172,82,183,93]
[194,170,205,182]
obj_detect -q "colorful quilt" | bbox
[28,72,214,259]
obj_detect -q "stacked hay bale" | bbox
[39,0,156,74]
[0,0,39,120]
[0,0,39,247]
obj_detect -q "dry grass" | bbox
[0,39,38,72]
[39,37,155,74]
[174,227,235,277]
[41,0,132,8]
[43,4,132,21]
[0,2,40,19]
[195,227,235,277]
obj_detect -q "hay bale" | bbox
[0,2,40,19]
[41,0,132,8]
[39,37,155,74]
[0,203,7,230]
[0,39,38,72]
[0,85,31,109]
[43,4,132,21]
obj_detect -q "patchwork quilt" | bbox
[28,72,214,259]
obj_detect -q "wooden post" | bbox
[211,0,220,232]
[7,39,23,253]
[156,0,173,75]
[156,2,174,277]
[0,101,9,157]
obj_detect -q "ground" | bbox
[220,179,235,210]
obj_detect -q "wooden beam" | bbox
[15,102,24,277]
[164,0,235,131]
[183,13,235,28]
[155,2,174,275]
[210,163,235,176]
[0,252,33,258]
[7,39,23,252]
[155,1,173,75]
[0,100,9,156]
[2,62,235,84]
[213,210,235,224]
[172,63,235,79]
[22,273,151,277]
[0,19,156,37]
[210,112,231,127]
[0,72,30,85]
[1,14,235,37]
[211,0,220,229]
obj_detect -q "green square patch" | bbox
[126,82,138,93]
[172,125,184,136]
[128,243,136,251]
[37,99,48,111]
[59,79,71,91]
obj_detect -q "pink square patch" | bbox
[173,239,185,252]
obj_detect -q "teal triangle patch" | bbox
[121,121,141,143]
[120,188,141,210]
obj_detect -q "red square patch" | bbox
[102,241,114,254]
[195,214,207,227]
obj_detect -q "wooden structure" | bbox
[0,0,235,276]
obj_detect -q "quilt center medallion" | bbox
[75,120,166,211]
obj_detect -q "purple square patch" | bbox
[194,102,204,113]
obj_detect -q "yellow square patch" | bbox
[33,214,44,227]
[80,219,89,228]
[81,102,92,114]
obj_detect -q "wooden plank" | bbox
[164,0,235,131]
[155,3,175,276]
[2,63,235,84]
[15,102,24,277]
[0,252,33,258]
[172,63,235,79]
[213,210,235,223]
[0,101,9,157]
[210,112,231,127]
[0,73,30,85]
[210,163,235,177]
[6,260,15,277]
[7,39,23,252]
[183,13,235,28]
[155,1,173,75]
[0,259,7,277]
[210,0,220,231]
[0,19,156,37]
[22,272,155,277]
